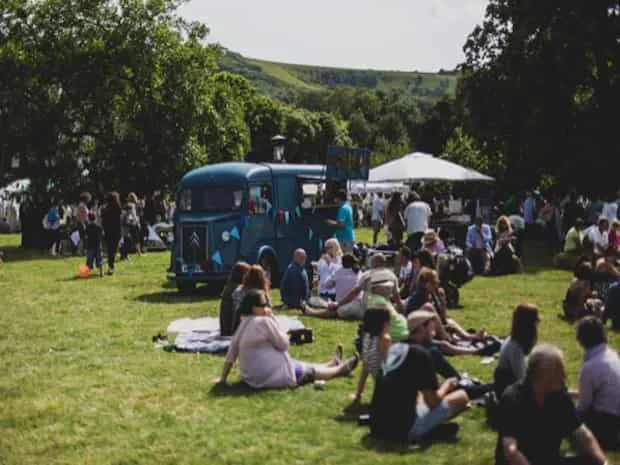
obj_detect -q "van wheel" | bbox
[259,253,279,288]
[177,281,196,294]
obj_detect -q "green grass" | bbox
[0,230,618,465]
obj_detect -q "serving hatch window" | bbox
[178,187,244,212]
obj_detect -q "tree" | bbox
[459,1,620,193]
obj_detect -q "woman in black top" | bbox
[101,192,122,275]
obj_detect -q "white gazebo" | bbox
[369,152,494,183]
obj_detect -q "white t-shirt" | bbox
[399,261,412,282]
[587,227,609,255]
[602,202,618,222]
[317,257,341,296]
[371,198,384,222]
[404,201,432,234]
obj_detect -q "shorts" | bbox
[86,247,103,268]
[408,399,452,442]
[336,300,364,320]
[319,293,336,301]
[291,360,316,386]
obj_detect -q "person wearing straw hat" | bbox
[369,309,470,443]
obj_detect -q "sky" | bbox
[178,0,489,72]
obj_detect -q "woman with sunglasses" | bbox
[215,289,359,389]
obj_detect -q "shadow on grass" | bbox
[135,288,220,304]
[0,245,73,263]
[208,382,263,398]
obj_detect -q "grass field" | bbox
[0,230,618,465]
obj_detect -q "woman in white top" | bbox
[315,238,343,300]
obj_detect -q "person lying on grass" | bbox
[407,268,486,350]
[215,289,359,389]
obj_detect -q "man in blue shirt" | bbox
[280,248,310,311]
[327,191,355,254]
[465,216,494,275]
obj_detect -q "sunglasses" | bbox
[254,302,269,308]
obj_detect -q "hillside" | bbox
[218,50,458,104]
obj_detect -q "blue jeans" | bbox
[87,247,103,268]
[408,400,452,441]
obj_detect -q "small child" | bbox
[350,306,392,404]
[397,245,413,286]
[313,238,342,301]
[85,212,104,277]
[280,248,310,312]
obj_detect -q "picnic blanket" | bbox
[166,316,305,354]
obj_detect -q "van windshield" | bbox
[178,186,244,212]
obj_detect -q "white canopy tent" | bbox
[349,181,408,195]
[369,152,494,183]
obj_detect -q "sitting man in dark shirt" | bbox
[496,344,607,465]
[369,309,470,443]
[280,248,310,312]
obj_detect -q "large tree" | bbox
[458,1,620,194]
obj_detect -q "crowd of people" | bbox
[32,191,175,275]
[215,231,619,463]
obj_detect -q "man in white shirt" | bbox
[371,193,385,245]
[404,191,432,251]
[586,217,610,256]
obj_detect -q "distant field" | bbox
[219,50,458,104]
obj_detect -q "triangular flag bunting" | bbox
[230,226,240,240]
[211,250,223,265]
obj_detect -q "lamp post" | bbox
[271,135,287,163]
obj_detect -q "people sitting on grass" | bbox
[215,289,359,389]
[421,229,446,256]
[84,212,104,277]
[563,262,602,321]
[493,215,520,275]
[573,316,620,450]
[555,217,585,270]
[369,309,470,443]
[585,216,610,258]
[219,261,250,336]
[314,238,342,300]
[493,304,539,398]
[406,268,485,349]
[232,265,271,332]
[327,253,405,316]
[280,249,310,312]
[350,305,392,405]
[495,344,607,465]
[304,254,362,319]
[465,216,494,275]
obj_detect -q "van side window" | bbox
[248,185,273,215]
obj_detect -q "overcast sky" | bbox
[178,0,489,72]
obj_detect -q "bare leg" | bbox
[443,389,470,417]
[303,307,338,318]
[446,318,485,341]
[327,344,344,367]
[351,364,370,402]
[313,355,359,381]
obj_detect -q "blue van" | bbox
[172,162,342,291]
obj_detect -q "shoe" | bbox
[107,269,114,276]
[344,352,360,375]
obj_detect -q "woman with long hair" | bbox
[315,238,343,300]
[220,261,251,336]
[215,289,358,389]
[101,192,122,275]
[231,265,271,332]
[493,303,540,397]
[494,215,520,274]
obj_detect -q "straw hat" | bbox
[407,310,436,332]
[422,230,438,246]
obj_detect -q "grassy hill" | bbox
[219,50,458,104]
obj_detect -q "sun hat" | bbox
[407,310,436,332]
[422,230,438,245]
